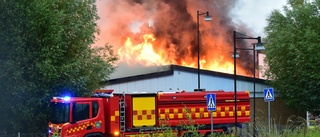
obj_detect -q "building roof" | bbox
[103,65,266,85]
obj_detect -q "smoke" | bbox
[96,0,255,78]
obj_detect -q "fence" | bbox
[307,111,320,129]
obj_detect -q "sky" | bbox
[233,0,287,78]
[232,0,287,37]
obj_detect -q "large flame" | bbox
[96,0,255,77]
[118,33,248,75]
[118,34,167,66]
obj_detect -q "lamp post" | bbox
[196,10,211,90]
[233,31,264,136]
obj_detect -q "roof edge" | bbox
[103,65,266,85]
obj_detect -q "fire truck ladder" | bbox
[119,93,126,132]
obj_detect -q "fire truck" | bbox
[48,90,250,137]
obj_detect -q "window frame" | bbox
[92,101,99,118]
[72,101,92,122]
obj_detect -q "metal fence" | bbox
[0,133,46,137]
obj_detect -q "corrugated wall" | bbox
[103,69,272,98]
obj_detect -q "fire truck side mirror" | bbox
[71,102,77,124]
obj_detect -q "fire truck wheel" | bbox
[84,133,104,137]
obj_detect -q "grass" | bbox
[138,119,320,137]
[244,115,320,137]
[138,107,320,137]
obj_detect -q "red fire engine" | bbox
[48,90,250,137]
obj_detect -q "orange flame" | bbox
[118,34,169,66]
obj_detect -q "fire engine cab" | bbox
[48,90,250,137]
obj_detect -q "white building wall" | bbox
[103,69,270,98]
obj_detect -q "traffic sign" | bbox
[206,94,216,111]
[264,88,274,102]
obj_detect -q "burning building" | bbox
[95,0,261,78]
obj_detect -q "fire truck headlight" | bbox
[63,96,70,101]
[114,131,119,136]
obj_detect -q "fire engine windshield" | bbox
[50,102,70,124]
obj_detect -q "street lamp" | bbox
[233,31,264,136]
[196,10,211,91]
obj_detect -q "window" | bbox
[74,103,89,121]
[50,103,70,124]
[92,101,99,118]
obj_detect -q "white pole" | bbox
[268,101,271,134]
[211,111,214,135]
[306,111,309,128]
[18,132,20,137]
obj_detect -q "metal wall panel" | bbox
[103,69,270,98]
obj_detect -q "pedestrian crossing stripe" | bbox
[207,94,216,108]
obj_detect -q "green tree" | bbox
[264,0,320,113]
[0,0,117,134]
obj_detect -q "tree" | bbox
[264,0,320,113]
[0,0,117,134]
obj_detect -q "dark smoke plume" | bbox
[96,0,255,77]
